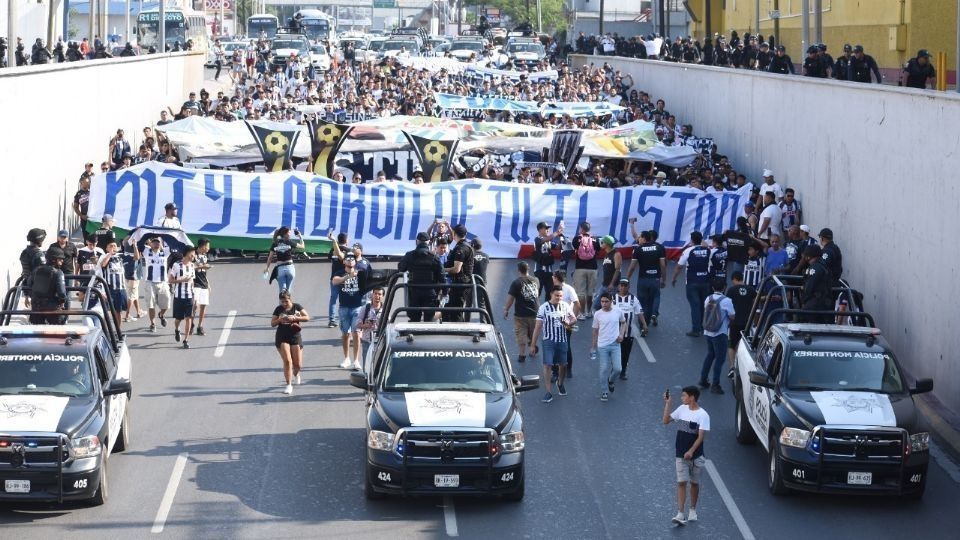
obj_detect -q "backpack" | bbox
[703,294,726,333]
[576,235,596,260]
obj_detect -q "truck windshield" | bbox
[786,350,905,393]
[0,352,94,397]
[508,43,544,54]
[382,350,507,393]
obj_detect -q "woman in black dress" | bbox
[271,290,310,395]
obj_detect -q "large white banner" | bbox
[89,163,751,256]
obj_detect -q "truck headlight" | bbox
[367,430,395,452]
[69,435,102,458]
[499,431,525,453]
[910,432,930,452]
[780,427,811,449]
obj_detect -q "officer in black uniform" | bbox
[849,45,882,83]
[834,44,853,80]
[768,45,794,74]
[801,245,833,324]
[802,46,826,77]
[817,44,834,77]
[754,42,772,71]
[817,227,843,282]
[444,224,475,322]
[29,246,69,324]
[902,49,936,89]
[397,232,443,322]
[471,238,491,312]
[20,228,47,288]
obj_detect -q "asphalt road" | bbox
[2,257,959,540]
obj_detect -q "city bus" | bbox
[136,6,209,53]
[295,9,336,44]
[247,13,279,41]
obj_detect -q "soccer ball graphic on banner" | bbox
[265,132,289,156]
[317,124,342,145]
[423,141,448,165]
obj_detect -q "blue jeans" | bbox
[328,282,342,321]
[700,333,728,385]
[596,343,622,394]
[686,282,711,333]
[541,340,568,366]
[276,263,295,293]
[636,277,661,318]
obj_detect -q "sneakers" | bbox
[353,361,362,371]
[619,373,628,380]
[577,313,586,321]
[600,392,609,402]
[339,358,352,369]
[149,323,156,333]
[518,355,526,363]
[686,330,702,337]
[541,392,554,403]
[159,315,167,327]
[175,329,181,342]
[727,368,735,379]
[672,512,687,525]
[295,374,302,385]
[182,341,190,349]
[710,384,725,395]
[328,321,338,328]
[698,380,710,389]
[687,508,698,522]
[197,327,206,336]
[651,315,659,327]
[557,384,567,396]
[283,384,293,395]
[608,381,615,393]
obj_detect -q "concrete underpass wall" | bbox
[0,51,204,290]
[571,54,960,415]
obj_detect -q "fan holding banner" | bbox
[245,121,302,172]
[307,119,354,177]
[403,132,459,183]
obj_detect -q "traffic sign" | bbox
[374,0,396,7]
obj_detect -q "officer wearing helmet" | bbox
[20,228,47,289]
[29,246,69,325]
[834,44,853,80]
[800,245,833,324]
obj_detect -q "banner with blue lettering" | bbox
[88,162,751,257]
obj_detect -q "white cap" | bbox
[799,224,811,233]
[413,164,423,172]
[762,169,773,177]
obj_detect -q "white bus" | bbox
[247,13,279,41]
[136,6,209,53]
[295,9,336,44]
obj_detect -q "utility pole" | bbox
[7,0,17,67]
[813,0,822,43]
[658,0,666,37]
[159,0,165,51]
[599,0,604,35]
[536,0,541,33]
[755,0,760,35]
[800,0,808,55]
[956,0,959,92]
[457,0,462,33]
[126,0,131,43]
[773,0,780,46]
[704,0,711,40]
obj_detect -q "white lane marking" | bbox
[637,337,657,363]
[151,453,189,534]
[931,442,960,484]
[704,459,755,540]
[214,310,237,358]
[442,496,459,537]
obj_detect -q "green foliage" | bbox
[468,0,566,34]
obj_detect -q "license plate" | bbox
[4,480,30,493]
[847,472,872,485]
[434,474,460,488]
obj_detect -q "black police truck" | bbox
[733,275,932,498]
[0,275,132,505]
[351,276,538,500]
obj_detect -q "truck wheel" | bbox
[735,396,756,445]
[768,437,789,496]
[90,458,108,506]
[903,478,926,501]
[364,466,385,500]
[503,475,525,502]
[113,408,130,453]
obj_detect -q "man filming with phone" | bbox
[662,386,710,526]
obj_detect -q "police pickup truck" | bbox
[0,277,132,505]
[351,277,538,500]
[733,276,932,498]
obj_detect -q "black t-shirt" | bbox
[473,250,490,282]
[93,227,116,251]
[726,284,757,327]
[631,242,664,278]
[534,236,555,271]
[194,253,209,288]
[600,250,618,286]
[821,242,843,281]
[447,240,475,282]
[329,243,348,275]
[271,239,297,263]
[723,231,753,264]
[73,189,90,215]
[273,303,304,341]
[508,276,540,317]
[337,270,367,309]
[572,235,600,270]
[57,242,78,274]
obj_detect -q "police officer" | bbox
[754,42,772,71]
[20,228,47,288]
[444,224,475,322]
[31,38,52,64]
[768,45,794,74]
[801,245,833,323]
[802,46,826,77]
[817,227,843,282]
[902,49,936,89]
[834,44,853,80]
[849,45,882,83]
[29,246,69,324]
[817,44,834,77]
[397,232,444,322]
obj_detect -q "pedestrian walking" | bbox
[503,261,541,364]
[119,237,142,322]
[142,236,170,332]
[169,246,196,349]
[98,241,129,327]
[671,232,711,337]
[327,232,349,327]
[193,238,212,335]
[627,225,666,326]
[530,286,577,403]
[533,221,563,300]
[264,227,305,293]
[698,279,735,394]
[271,290,310,395]
[357,287,385,373]
[662,386,710,525]
[592,236,622,312]
[551,270,582,379]
[612,279,647,380]
[591,292,626,402]
[331,249,368,371]
[571,222,600,319]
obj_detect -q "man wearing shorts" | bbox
[571,222,600,319]
[142,236,170,332]
[193,238,212,336]
[169,246,196,349]
[725,271,756,378]
[120,239,142,322]
[332,255,367,370]
[98,241,129,326]
[530,286,576,403]
[662,385,710,525]
[503,261,540,364]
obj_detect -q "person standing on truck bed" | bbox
[801,245,834,323]
[444,224,475,322]
[817,227,843,282]
[397,232,444,322]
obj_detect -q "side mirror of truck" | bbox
[104,379,132,397]
[748,370,774,389]
[349,371,369,390]
[516,375,540,392]
[910,378,933,395]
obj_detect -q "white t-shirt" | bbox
[156,215,182,229]
[560,282,579,308]
[670,404,711,458]
[759,204,783,240]
[759,182,784,201]
[592,307,624,348]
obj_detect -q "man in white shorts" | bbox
[193,238,212,336]
[142,236,171,332]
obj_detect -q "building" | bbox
[565,0,689,41]
[685,0,958,80]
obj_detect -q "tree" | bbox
[471,0,565,34]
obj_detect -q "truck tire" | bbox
[735,395,756,445]
[89,458,108,506]
[364,466,386,500]
[503,475,525,502]
[113,407,130,453]
[768,437,789,496]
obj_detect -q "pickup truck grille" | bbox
[820,428,904,460]
[400,428,496,463]
[0,435,69,466]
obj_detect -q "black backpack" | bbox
[30,265,61,302]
